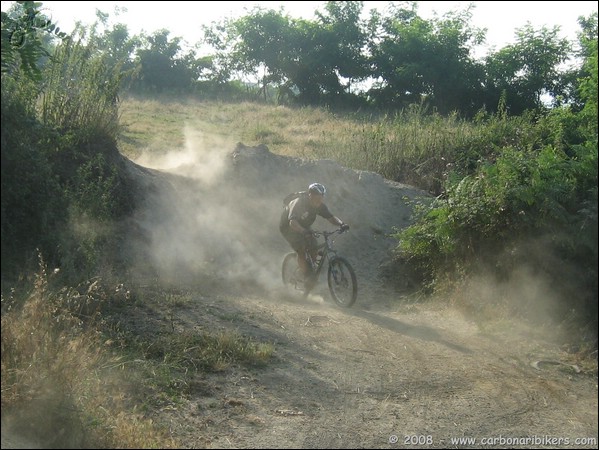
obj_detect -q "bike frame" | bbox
[282,227,357,306]
[305,229,343,280]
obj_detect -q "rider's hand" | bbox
[340,223,350,232]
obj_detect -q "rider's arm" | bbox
[328,216,344,227]
[319,203,345,229]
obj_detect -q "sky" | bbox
[2,1,597,57]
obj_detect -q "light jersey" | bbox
[286,193,333,229]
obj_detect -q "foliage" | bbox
[208,4,369,106]
[483,23,571,114]
[130,29,192,93]
[390,18,597,334]
[394,60,598,329]
[368,2,486,115]
[0,74,67,277]
[1,1,134,280]
[39,35,121,140]
[577,26,598,136]
[1,0,67,80]
[67,152,134,220]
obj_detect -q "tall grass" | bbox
[1,253,275,448]
[0,255,179,448]
[39,37,121,142]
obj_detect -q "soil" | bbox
[127,279,598,449]
[2,144,597,449]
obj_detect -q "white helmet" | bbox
[308,183,326,196]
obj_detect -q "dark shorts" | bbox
[281,228,317,254]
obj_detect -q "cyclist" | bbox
[279,182,349,285]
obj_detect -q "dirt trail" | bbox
[2,279,597,449]
[133,280,598,449]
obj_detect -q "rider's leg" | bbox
[305,234,318,267]
[297,249,310,278]
[302,234,318,285]
[284,229,308,276]
[284,229,315,283]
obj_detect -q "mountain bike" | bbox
[281,228,358,307]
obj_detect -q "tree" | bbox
[556,12,599,110]
[1,0,67,79]
[367,2,426,109]
[367,2,485,115]
[225,8,295,99]
[422,7,486,116]
[578,21,598,136]
[484,23,571,114]
[90,13,139,70]
[204,1,370,107]
[314,1,370,103]
[132,29,192,93]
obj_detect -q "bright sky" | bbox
[2,1,597,57]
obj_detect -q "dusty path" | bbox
[144,280,598,449]
[1,279,597,449]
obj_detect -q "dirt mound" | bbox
[126,142,429,303]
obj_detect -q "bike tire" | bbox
[327,256,358,307]
[282,252,302,290]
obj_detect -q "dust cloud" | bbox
[125,129,581,329]
[125,130,428,302]
[133,125,228,185]
[448,234,590,341]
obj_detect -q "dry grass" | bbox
[1,254,274,448]
[118,95,360,161]
[0,258,180,448]
[117,95,480,193]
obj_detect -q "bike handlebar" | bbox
[310,227,348,239]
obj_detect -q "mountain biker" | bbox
[279,182,349,284]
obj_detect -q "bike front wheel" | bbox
[327,257,357,307]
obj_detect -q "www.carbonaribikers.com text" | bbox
[448,435,597,447]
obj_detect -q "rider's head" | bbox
[308,183,326,196]
[308,183,326,206]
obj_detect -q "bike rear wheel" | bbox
[282,252,303,291]
[327,257,357,307]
